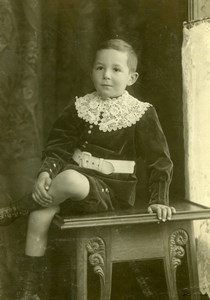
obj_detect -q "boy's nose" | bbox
[103,69,111,79]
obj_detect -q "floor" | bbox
[46,244,210,300]
[1,242,210,300]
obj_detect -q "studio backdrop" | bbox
[0,0,186,295]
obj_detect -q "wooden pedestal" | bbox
[53,200,210,300]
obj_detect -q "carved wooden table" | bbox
[53,200,210,300]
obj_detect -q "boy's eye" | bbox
[113,68,121,72]
[96,66,103,70]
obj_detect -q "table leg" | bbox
[86,234,112,300]
[162,226,189,300]
[164,223,200,300]
[185,223,200,300]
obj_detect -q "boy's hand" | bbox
[147,204,176,222]
[32,172,53,207]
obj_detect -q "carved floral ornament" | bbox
[86,237,106,284]
[170,229,189,270]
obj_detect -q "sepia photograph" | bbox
[0,0,210,299]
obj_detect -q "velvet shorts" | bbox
[59,163,116,216]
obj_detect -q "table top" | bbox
[53,199,210,230]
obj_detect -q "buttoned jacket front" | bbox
[39,91,173,207]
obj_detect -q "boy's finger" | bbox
[32,193,46,206]
[37,185,52,201]
[42,190,53,201]
[162,208,167,222]
[34,187,51,203]
[32,192,51,207]
[40,186,52,199]
[147,206,153,214]
[35,198,50,207]
[167,207,172,220]
[32,192,44,205]
[45,177,52,187]
[171,207,176,214]
[157,207,162,220]
[44,178,52,193]
[40,195,53,205]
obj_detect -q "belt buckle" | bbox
[80,151,92,168]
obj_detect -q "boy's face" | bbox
[92,49,138,99]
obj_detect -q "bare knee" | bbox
[50,169,89,200]
[57,170,85,187]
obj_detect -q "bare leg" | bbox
[25,206,60,256]
[19,207,60,298]
[47,169,90,205]
[25,170,89,256]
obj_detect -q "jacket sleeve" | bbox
[135,105,173,205]
[38,103,84,178]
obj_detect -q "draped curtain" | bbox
[0,0,43,295]
[0,0,147,296]
[0,0,42,202]
[182,20,210,297]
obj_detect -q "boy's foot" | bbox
[0,206,28,226]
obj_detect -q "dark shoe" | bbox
[0,193,43,226]
[17,293,41,300]
[17,277,41,300]
[0,205,28,226]
[16,255,47,300]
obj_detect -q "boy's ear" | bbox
[127,72,139,86]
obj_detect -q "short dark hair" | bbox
[95,39,138,72]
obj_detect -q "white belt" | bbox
[72,149,135,175]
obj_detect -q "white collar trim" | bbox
[75,91,151,132]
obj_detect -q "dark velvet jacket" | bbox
[39,96,173,208]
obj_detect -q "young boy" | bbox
[0,39,175,299]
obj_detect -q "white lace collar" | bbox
[75,91,151,132]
